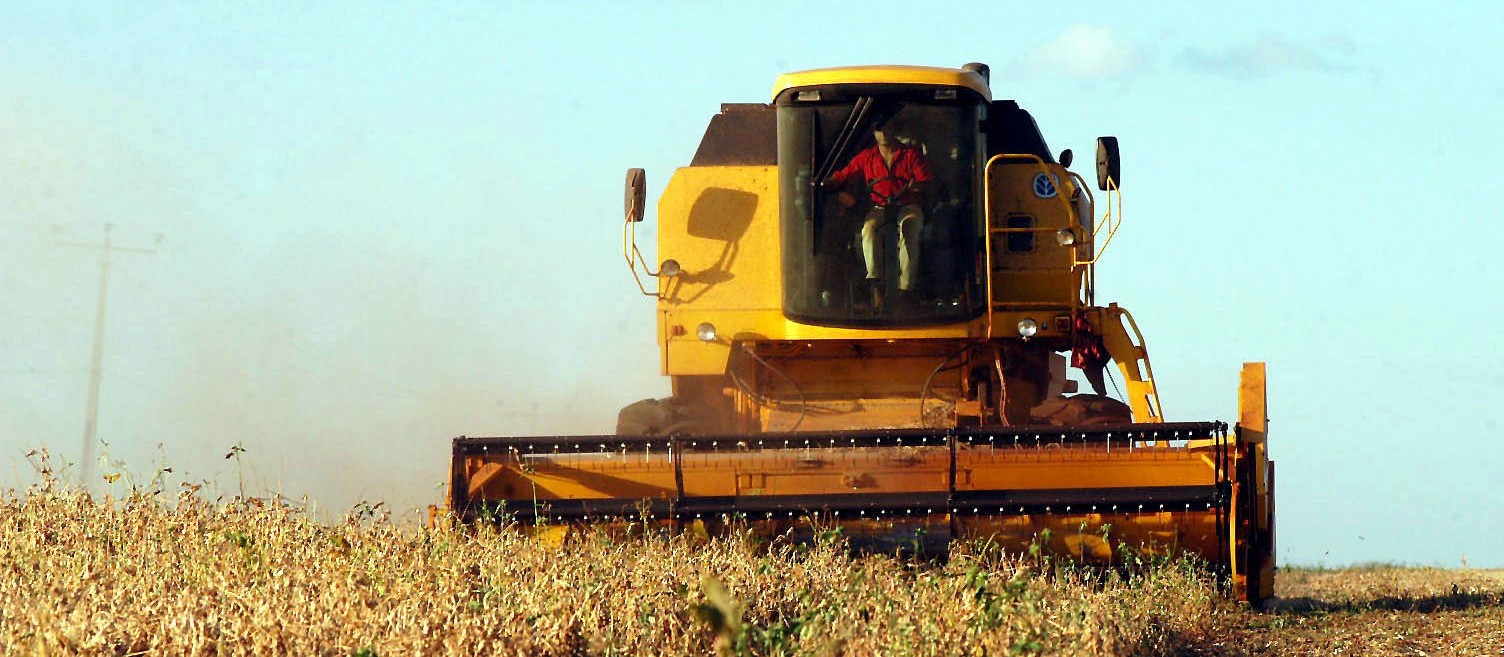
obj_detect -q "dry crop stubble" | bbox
[9,460,1499,655]
[1,465,1243,657]
[1207,566,1504,656]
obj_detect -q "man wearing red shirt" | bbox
[823,127,935,308]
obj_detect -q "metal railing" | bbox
[982,154,1092,337]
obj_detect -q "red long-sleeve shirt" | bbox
[829,145,933,207]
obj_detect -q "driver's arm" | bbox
[825,150,868,188]
[908,153,937,201]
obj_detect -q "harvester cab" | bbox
[449,63,1276,605]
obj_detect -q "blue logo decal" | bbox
[1032,173,1059,199]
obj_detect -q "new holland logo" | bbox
[1032,173,1060,199]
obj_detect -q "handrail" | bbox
[988,300,1084,308]
[983,153,1093,335]
[982,157,999,338]
[1064,171,1094,266]
[622,216,662,298]
[1066,172,1097,304]
[1076,176,1122,265]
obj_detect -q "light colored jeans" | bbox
[861,204,924,291]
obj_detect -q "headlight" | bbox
[696,322,718,342]
[1016,318,1039,338]
[659,259,682,277]
[1055,229,1077,246]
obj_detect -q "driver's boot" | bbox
[868,280,884,312]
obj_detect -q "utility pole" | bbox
[56,224,161,492]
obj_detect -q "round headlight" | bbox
[659,259,682,277]
[1016,318,1039,338]
[1055,229,1077,246]
[696,322,718,342]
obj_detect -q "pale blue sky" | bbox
[2,2,1500,567]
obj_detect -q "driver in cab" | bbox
[821,124,935,309]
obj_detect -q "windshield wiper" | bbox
[814,96,873,184]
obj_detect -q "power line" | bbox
[55,224,162,492]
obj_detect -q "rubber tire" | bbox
[615,397,709,436]
[1028,394,1132,427]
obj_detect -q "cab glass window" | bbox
[777,91,985,327]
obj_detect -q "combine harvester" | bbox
[447,64,1275,604]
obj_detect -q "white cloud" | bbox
[1179,34,1352,78]
[1022,24,1150,80]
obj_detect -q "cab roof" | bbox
[771,65,992,102]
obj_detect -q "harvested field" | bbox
[1207,566,1504,655]
[2,477,1500,656]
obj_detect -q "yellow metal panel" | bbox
[662,312,984,376]
[466,452,678,502]
[662,309,979,376]
[663,333,737,376]
[1239,362,1267,444]
[664,308,980,341]
[778,317,982,341]
[680,446,951,497]
[1229,478,1243,598]
[772,65,991,101]
[656,166,782,309]
[471,445,1223,503]
[655,165,780,376]
[957,448,1215,491]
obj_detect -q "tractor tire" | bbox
[1029,394,1133,427]
[615,397,710,436]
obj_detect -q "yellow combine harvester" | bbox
[447,63,1276,604]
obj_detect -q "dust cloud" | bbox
[0,64,662,522]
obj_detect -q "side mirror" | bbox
[625,168,646,222]
[1058,149,1074,168]
[1095,137,1120,191]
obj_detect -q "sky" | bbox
[2,2,1501,567]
